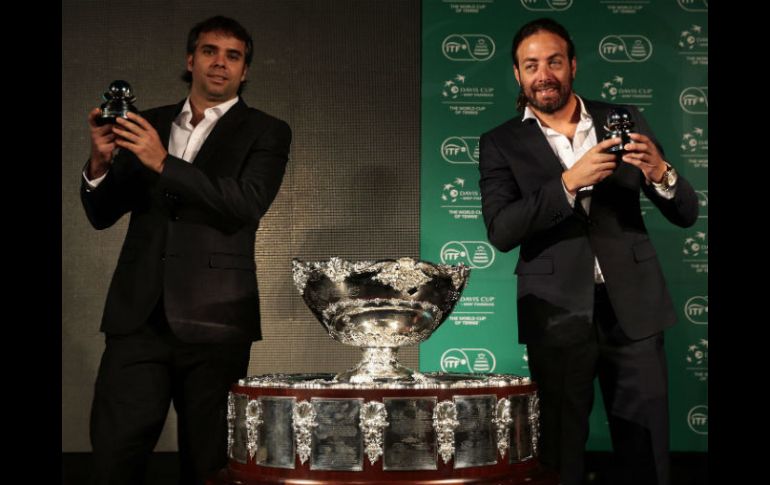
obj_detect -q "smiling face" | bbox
[513,30,576,115]
[187,30,248,104]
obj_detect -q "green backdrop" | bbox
[419,0,707,451]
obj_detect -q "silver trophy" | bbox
[215,257,556,484]
[292,257,470,383]
[96,80,138,126]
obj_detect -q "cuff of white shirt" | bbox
[561,179,576,207]
[83,170,108,191]
[651,183,676,200]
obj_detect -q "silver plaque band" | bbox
[452,395,497,468]
[383,397,438,470]
[310,398,364,471]
[256,396,296,469]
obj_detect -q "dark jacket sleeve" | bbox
[478,130,573,253]
[157,119,291,234]
[79,150,149,230]
[630,106,699,228]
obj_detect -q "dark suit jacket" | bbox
[479,98,698,346]
[81,98,291,343]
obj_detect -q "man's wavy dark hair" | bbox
[181,15,253,95]
[510,18,576,112]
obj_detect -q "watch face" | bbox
[666,168,678,187]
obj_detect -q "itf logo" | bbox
[684,296,708,324]
[678,0,708,12]
[442,34,495,61]
[441,137,480,164]
[687,405,708,435]
[599,35,653,62]
[440,348,497,372]
[440,241,495,269]
[680,87,708,114]
[520,0,573,11]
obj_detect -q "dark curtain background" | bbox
[62,0,419,451]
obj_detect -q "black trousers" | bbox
[89,300,252,485]
[527,284,670,485]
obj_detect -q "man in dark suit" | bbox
[478,18,698,485]
[81,16,291,485]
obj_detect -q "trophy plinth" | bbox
[292,257,470,383]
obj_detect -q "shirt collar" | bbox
[522,94,592,130]
[175,96,240,127]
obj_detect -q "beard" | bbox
[522,75,573,114]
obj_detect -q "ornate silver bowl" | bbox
[292,257,470,383]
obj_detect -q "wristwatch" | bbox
[652,162,678,191]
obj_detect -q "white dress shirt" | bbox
[83,96,240,189]
[522,96,674,283]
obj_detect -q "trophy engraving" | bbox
[97,80,139,126]
[453,395,497,468]
[310,398,364,471]
[383,398,438,471]
[255,397,296,469]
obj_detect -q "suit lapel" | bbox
[192,98,248,171]
[156,100,185,149]
[509,118,565,178]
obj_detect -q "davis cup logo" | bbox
[520,0,573,11]
[680,87,708,114]
[679,25,706,50]
[443,34,495,61]
[599,35,653,62]
[680,128,707,153]
[441,348,497,372]
[600,76,623,101]
[678,0,708,12]
[441,137,480,164]
[682,231,707,258]
[696,190,708,210]
[442,75,465,99]
[441,178,465,203]
[686,339,708,366]
[440,241,495,269]
[684,296,708,324]
[687,405,708,435]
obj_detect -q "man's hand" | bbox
[561,137,619,195]
[113,112,168,173]
[87,107,117,180]
[621,133,667,183]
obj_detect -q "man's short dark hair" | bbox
[510,17,575,67]
[181,15,253,94]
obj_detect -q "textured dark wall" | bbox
[62,0,419,451]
